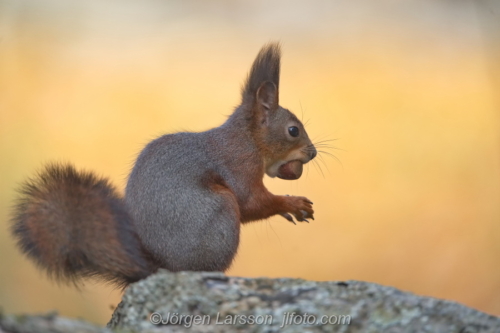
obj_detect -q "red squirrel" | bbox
[10,43,317,288]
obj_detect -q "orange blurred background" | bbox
[1,0,499,325]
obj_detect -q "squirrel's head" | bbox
[241,42,317,180]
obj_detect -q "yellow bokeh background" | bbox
[1,0,499,325]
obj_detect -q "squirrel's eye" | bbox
[288,126,299,137]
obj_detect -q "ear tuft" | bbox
[241,42,281,103]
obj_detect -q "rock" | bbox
[2,271,499,332]
[107,270,500,333]
[0,311,111,333]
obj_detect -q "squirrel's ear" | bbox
[255,81,278,125]
[241,42,281,104]
[257,81,278,110]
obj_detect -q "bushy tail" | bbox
[10,163,154,288]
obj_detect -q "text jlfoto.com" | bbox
[150,311,351,328]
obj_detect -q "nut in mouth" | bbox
[277,160,303,180]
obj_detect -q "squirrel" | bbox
[10,42,317,288]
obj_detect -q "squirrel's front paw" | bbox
[280,196,314,224]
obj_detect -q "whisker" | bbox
[313,140,340,145]
[313,140,345,150]
[316,153,332,175]
[313,143,339,147]
[313,138,340,144]
[315,145,345,152]
[319,150,343,168]
[312,159,325,178]
[299,101,304,122]
[308,129,345,174]
[317,150,338,158]
[266,220,282,248]
[311,134,338,142]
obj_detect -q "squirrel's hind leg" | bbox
[135,170,241,272]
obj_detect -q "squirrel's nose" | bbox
[310,148,317,160]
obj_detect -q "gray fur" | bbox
[126,123,257,271]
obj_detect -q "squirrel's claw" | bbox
[280,213,296,225]
[282,196,315,223]
[299,210,314,222]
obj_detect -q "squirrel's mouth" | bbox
[277,160,303,180]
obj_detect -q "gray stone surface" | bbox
[0,311,112,333]
[2,271,499,332]
[107,270,500,333]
